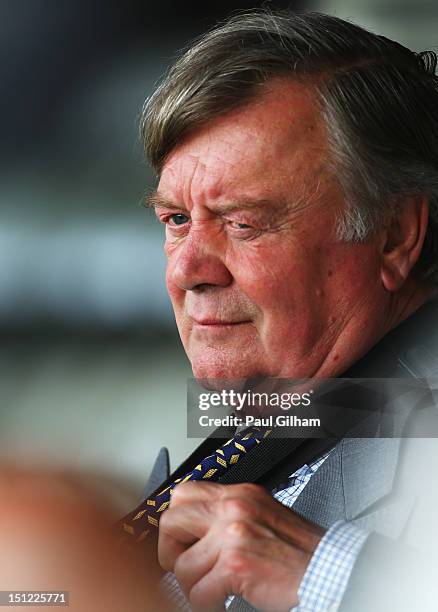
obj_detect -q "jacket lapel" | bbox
[292,437,405,532]
[342,437,401,520]
[292,441,345,528]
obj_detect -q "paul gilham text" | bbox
[198,415,321,428]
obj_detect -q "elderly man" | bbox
[121,10,438,611]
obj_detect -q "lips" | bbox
[193,319,250,326]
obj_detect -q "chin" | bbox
[190,354,266,384]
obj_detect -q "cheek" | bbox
[327,244,381,294]
[165,271,184,311]
[230,247,319,313]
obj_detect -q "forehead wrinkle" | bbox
[183,154,203,211]
[183,153,231,210]
[167,151,226,211]
[164,123,258,206]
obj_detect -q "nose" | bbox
[167,229,233,291]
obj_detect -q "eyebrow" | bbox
[144,190,287,214]
[144,191,185,210]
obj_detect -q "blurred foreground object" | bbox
[0,466,170,612]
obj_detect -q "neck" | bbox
[385,277,437,333]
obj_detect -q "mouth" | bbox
[193,319,251,327]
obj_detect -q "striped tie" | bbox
[121,426,271,544]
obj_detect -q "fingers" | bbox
[158,483,219,571]
[189,532,308,612]
[174,519,276,600]
[188,548,237,612]
[173,525,221,595]
[186,530,265,612]
[170,480,222,506]
[158,482,272,573]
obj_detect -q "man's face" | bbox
[154,80,386,380]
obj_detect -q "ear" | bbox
[380,196,429,292]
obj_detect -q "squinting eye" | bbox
[169,213,189,225]
[229,221,253,230]
[227,220,261,239]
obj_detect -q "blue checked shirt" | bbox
[273,450,369,612]
[161,448,369,611]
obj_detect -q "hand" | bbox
[158,481,325,611]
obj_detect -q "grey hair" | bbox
[141,9,438,284]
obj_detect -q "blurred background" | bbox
[1,0,437,509]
